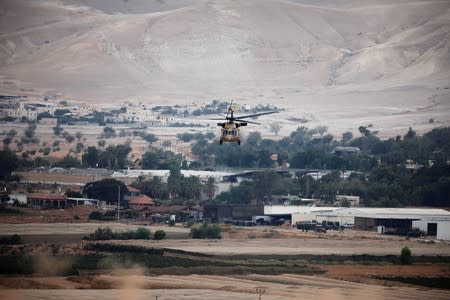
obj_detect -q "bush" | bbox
[153,230,166,240]
[190,223,222,239]
[400,246,412,265]
[135,227,151,240]
[115,231,136,240]
[90,227,114,240]
[86,227,152,241]
[88,211,103,221]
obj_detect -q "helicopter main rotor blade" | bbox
[207,113,228,120]
[235,110,278,119]
[236,119,261,125]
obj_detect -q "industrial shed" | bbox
[267,206,450,240]
[353,216,418,234]
[204,204,263,222]
[317,208,450,235]
[27,193,67,208]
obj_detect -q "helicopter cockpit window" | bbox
[232,129,237,136]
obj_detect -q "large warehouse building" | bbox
[264,206,450,240]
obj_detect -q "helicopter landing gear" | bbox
[237,140,240,145]
[219,140,223,145]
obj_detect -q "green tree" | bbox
[7,129,17,138]
[83,179,127,203]
[98,139,106,148]
[246,132,261,146]
[142,133,158,144]
[342,131,353,143]
[133,177,169,200]
[102,127,116,139]
[177,132,195,142]
[0,149,18,179]
[75,142,84,153]
[204,177,217,200]
[181,176,203,200]
[142,151,159,169]
[98,144,131,169]
[168,166,182,199]
[53,155,81,168]
[82,146,100,168]
[3,137,12,149]
[75,131,83,141]
[53,125,63,136]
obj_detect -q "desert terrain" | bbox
[0,0,449,138]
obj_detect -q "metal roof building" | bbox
[315,208,450,236]
[265,205,450,240]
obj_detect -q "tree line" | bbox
[1,126,449,207]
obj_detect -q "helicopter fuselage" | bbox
[218,122,247,144]
[214,101,277,145]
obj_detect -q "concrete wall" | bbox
[437,221,450,241]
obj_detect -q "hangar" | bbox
[265,206,450,240]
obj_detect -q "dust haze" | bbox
[0,0,449,136]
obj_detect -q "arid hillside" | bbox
[0,0,449,136]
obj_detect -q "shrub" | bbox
[190,223,221,239]
[115,230,136,240]
[400,246,412,265]
[153,230,166,240]
[86,227,152,241]
[88,211,103,221]
[91,227,114,240]
[135,227,151,240]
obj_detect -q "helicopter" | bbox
[211,101,278,145]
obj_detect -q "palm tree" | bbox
[204,177,218,200]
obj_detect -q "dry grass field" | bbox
[1,221,450,299]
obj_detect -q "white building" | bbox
[265,205,337,223]
[266,206,450,240]
[8,193,27,205]
[437,220,450,241]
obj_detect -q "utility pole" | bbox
[117,185,120,222]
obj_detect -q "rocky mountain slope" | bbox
[0,0,449,136]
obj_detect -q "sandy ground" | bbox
[2,273,450,300]
[119,236,450,256]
